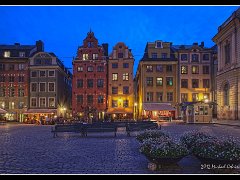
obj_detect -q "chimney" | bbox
[200,41,204,48]
[36,40,44,52]
[14,43,20,46]
[193,42,198,46]
[129,49,132,52]
[102,43,108,57]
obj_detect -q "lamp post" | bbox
[134,103,137,121]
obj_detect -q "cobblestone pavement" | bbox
[0,123,239,174]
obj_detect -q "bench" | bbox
[126,122,160,137]
[82,123,117,137]
[0,121,6,125]
[51,124,83,138]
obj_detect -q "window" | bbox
[0,88,5,97]
[181,93,188,102]
[18,102,24,109]
[31,98,37,107]
[112,63,118,68]
[167,92,173,102]
[123,73,129,81]
[123,100,129,107]
[18,88,24,97]
[156,65,163,72]
[0,75,5,82]
[39,98,46,107]
[166,65,172,72]
[97,79,104,88]
[83,53,88,60]
[161,53,167,58]
[44,59,52,65]
[181,66,188,74]
[166,77,173,86]
[181,54,188,61]
[192,93,199,102]
[151,53,157,58]
[203,79,210,88]
[112,87,118,94]
[18,76,24,82]
[9,88,15,97]
[203,54,209,61]
[156,77,163,86]
[87,66,93,72]
[9,76,14,82]
[40,71,46,77]
[192,54,199,62]
[146,92,153,102]
[112,100,118,108]
[34,59,41,65]
[77,95,83,104]
[9,102,15,109]
[203,93,210,100]
[203,66,209,74]
[48,82,55,92]
[0,101,5,109]
[49,98,55,107]
[77,66,83,72]
[31,71,37,77]
[223,83,229,106]
[146,77,153,86]
[92,53,98,60]
[48,70,55,77]
[112,73,118,81]
[87,79,93,88]
[97,66,104,72]
[146,65,153,72]
[156,92,163,102]
[225,43,231,64]
[19,52,25,57]
[123,86,129,94]
[156,41,163,48]
[192,79,199,88]
[87,95,93,104]
[118,53,123,58]
[4,51,10,57]
[192,66,199,74]
[181,79,188,88]
[97,95,103,104]
[39,83,46,92]
[31,83,37,92]
[123,63,129,68]
[16,65,23,72]
[88,42,92,48]
[9,64,15,70]
[77,79,83,88]
[0,64,5,70]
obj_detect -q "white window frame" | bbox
[31,83,38,92]
[39,70,46,77]
[83,53,88,60]
[31,71,37,78]
[48,70,55,77]
[30,97,37,107]
[77,66,83,72]
[48,97,55,108]
[9,101,15,109]
[39,97,46,107]
[39,82,46,92]
[18,64,25,70]
[4,51,10,58]
[48,82,55,92]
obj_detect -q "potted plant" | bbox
[136,129,170,143]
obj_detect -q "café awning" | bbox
[23,109,57,114]
[143,103,176,111]
[0,108,7,114]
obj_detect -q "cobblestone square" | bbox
[0,123,240,174]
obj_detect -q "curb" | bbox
[213,123,240,128]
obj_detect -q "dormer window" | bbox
[19,52,25,57]
[155,41,163,48]
[4,51,10,58]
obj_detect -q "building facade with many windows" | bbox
[25,52,72,124]
[0,41,42,121]
[213,7,240,120]
[72,31,108,122]
[135,40,178,120]
[107,42,134,120]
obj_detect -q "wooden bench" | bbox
[82,123,117,137]
[51,124,83,138]
[126,122,160,137]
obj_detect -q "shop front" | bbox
[23,109,57,124]
[142,103,176,121]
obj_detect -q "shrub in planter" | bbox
[136,129,170,143]
[180,130,217,150]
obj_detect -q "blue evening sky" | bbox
[0,6,239,75]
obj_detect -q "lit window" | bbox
[87,66,93,72]
[192,66,199,74]
[112,73,118,81]
[146,65,153,72]
[19,52,25,57]
[49,98,55,107]
[123,73,129,81]
[181,66,188,74]
[166,77,173,86]
[4,51,10,58]
[112,100,118,108]
[123,100,129,107]
[77,66,83,72]
[93,53,98,60]
[83,54,88,60]
[156,77,163,86]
